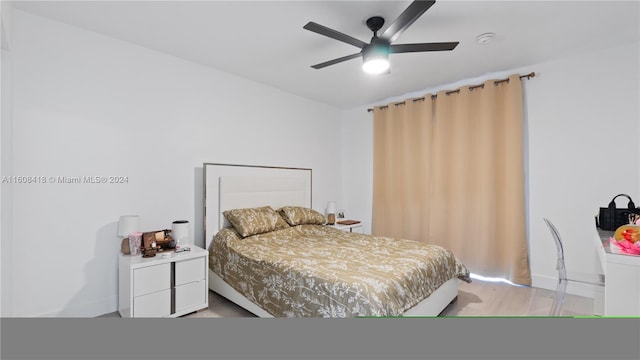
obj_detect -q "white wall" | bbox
[1,0,14,317]
[342,41,640,297]
[525,42,639,295]
[6,10,343,317]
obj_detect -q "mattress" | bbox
[209,224,470,317]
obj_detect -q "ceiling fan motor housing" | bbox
[363,37,390,60]
[362,37,391,74]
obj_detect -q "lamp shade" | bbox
[117,215,140,237]
[326,201,337,214]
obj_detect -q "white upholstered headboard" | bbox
[204,163,312,249]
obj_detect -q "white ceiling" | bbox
[12,0,640,109]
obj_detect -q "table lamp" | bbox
[118,215,140,254]
[326,201,336,225]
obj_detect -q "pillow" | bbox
[274,212,291,231]
[223,206,288,238]
[277,206,327,226]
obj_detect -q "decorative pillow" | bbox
[223,206,287,238]
[277,206,327,226]
[274,212,290,231]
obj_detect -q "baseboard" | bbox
[531,274,598,299]
[32,295,118,318]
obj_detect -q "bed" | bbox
[204,163,470,317]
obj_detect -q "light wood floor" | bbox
[104,279,593,318]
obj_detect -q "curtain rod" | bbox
[367,72,535,112]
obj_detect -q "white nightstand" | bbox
[330,221,363,233]
[118,245,209,318]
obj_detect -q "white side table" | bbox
[594,229,640,316]
[119,245,209,318]
[329,221,363,233]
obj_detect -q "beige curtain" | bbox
[372,74,531,285]
[372,98,433,241]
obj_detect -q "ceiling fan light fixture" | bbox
[362,57,390,75]
[362,44,390,75]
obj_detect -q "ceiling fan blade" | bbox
[390,42,458,53]
[311,53,362,69]
[381,0,436,43]
[303,22,368,49]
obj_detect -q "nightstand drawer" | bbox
[175,280,206,312]
[175,257,205,286]
[133,263,170,296]
[133,289,171,317]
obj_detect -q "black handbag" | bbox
[598,194,640,230]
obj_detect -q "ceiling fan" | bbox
[303,0,458,75]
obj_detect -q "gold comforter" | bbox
[209,225,470,317]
